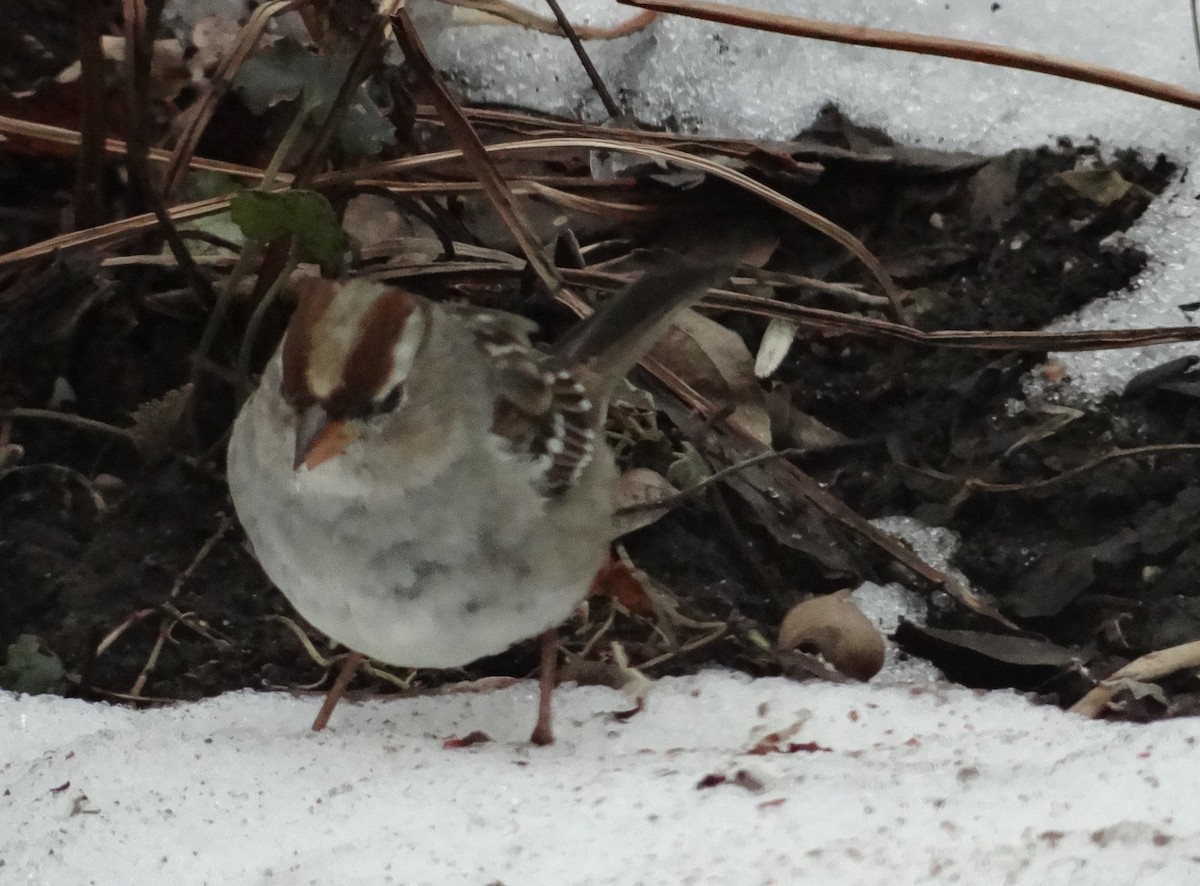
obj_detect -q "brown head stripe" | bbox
[328,288,422,417]
[281,277,337,407]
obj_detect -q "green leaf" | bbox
[184,170,243,201]
[175,210,246,257]
[230,189,349,271]
[666,442,711,490]
[233,37,394,157]
[233,37,342,115]
[338,97,397,156]
[0,635,65,695]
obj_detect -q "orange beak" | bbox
[294,405,357,471]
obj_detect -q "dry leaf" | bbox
[765,383,850,452]
[651,308,771,445]
[1002,404,1083,457]
[341,194,410,251]
[754,317,797,379]
[1053,168,1137,207]
[589,555,655,617]
[893,620,1075,689]
[126,384,192,457]
[613,467,678,534]
[777,590,885,681]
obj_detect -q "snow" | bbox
[5,673,1199,885]
[435,0,1200,400]
[7,2,1200,882]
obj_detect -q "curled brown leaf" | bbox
[777,590,886,681]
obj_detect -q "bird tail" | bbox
[554,223,758,390]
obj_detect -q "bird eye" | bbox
[373,384,403,414]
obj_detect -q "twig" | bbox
[543,0,623,119]
[74,0,108,228]
[1070,640,1200,718]
[1192,0,1200,81]
[352,134,906,320]
[268,615,417,691]
[236,243,299,397]
[166,513,233,600]
[0,408,137,443]
[661,386,1017,628]
[619,0,1200,112]
[120,0,153,215]
[575,607,618,660]
[916,443,1200,494]
[390,8,569,302]
[0,464,108,513]
[558,268,1200,352]
[0,133,903,321]
[445,0,658,39]
[270,615,334,667]
[127,514,233,698]
[95,608,158,657]
[697,287,1200,352]
[128,617,171,698]
[120,0,219,345]
[615,447,806,515]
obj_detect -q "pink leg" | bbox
[529,629,558,746]
[312,651,365,731]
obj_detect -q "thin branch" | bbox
[1191,0,1200,82]
[0,408,137,443]
[389,8,569,302]
[559,269,1200,353]
[543,0,623,119]
[615,447,808,515]
[120,0,218,338]
[444,0,658,39]
[619,0,1200,112]
[7,135,1200,354]
[947,444,1200,494]
[74,0,108,228]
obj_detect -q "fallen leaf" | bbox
[612,468,678,534]
[650,309,771,445]
[765,383,850,452]
[777,590,886,681]
[754,317,797,379]
[893,620,1076,690]
[589,556,655,617]
[1002,404,1083,457]
[1054,168,1139,206]
[1122,356,1200,398]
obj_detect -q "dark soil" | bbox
[3,99,1198,721]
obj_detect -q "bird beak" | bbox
[294,405,356,471]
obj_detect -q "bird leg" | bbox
[529,628,559,745]
[311,651,365,731]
